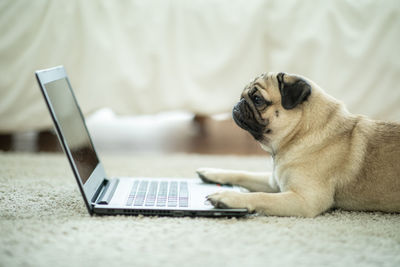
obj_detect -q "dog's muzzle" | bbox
[232,98,264,140]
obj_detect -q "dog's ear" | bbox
[277,73,311,110]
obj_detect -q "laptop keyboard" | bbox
[126,180,189,207]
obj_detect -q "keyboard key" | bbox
[134,181,149,206]
[126,196,134,206]
[156,181,168,207]
[126,180,140,206]
[167,182,178,207]
[145,181,158,206]
[179,182,189,207]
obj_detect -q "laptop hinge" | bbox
[91,179,108,206]
[92,178,119,205]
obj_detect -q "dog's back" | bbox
[335,119,400,212]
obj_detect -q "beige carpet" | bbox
[1,152,399,267]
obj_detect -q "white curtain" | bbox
[0,0,399,132]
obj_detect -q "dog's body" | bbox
[197,72,400,217]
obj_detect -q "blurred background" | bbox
[0,0,399,155]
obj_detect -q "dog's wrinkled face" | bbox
[232,72,312,146]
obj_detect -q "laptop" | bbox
[35,66,248,217]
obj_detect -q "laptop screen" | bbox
[44,78,99,184]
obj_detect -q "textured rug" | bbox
[0,152,399,267]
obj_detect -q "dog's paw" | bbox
[207,191,254,212]
[196,168,232,185]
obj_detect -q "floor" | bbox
[0,109,265,155]
[3,151,399,267]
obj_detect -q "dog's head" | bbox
[232,72,312,149]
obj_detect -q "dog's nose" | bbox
[233,98,246,115]
[233,102,240,111]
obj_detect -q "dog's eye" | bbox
[253,95,264,106]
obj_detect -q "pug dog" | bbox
[197,72,400,217]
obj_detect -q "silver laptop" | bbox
[35,66,248,217]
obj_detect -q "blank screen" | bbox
[44,78,99,184]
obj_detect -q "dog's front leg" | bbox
[207,190,333,217]
[196,168,279,193]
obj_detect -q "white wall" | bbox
[0,0,399,132]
